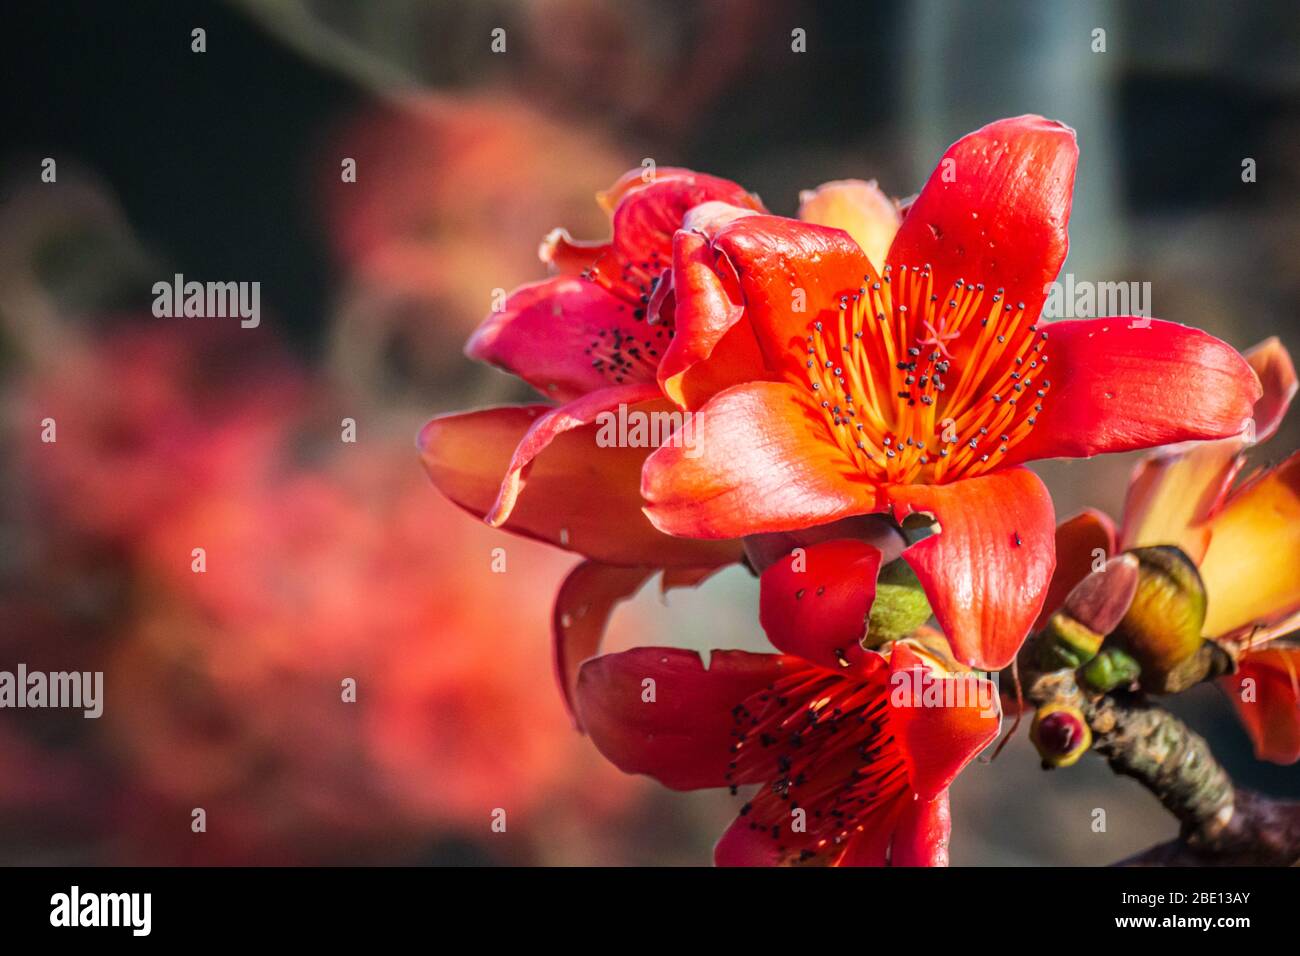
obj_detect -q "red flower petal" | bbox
[1245,336,1298,444]
[596,167,758,218]
[657,226,769,409]
[742,513,907,575]
[465,277,655,402]
[595,166,665,214]
[888,644,1002,797]
[574,647,801,790]
[759,538,883,670]
[1220,646,1300,765]
[712,811,790,866]
[418,404,740,568]
[1118,337,1294,562]
[486,382,661,526]
[886,115,1077,323]
[579,172,765,316]
[641,381,880,539]
[553,561,656,731]
[607,171,764,270]
[469,169,761,401]
[1038,509,1115,626]
[884,467,1057,670]
[830,810,901,867]
[707,216,874,380]
[714,792,902,868]
[1000,319,1261,467]
[890,791,952,867]
[539,228,610,276]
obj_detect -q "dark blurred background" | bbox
[1,0,1297,864]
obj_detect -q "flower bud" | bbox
[864,558,933,647]
[1062,553,1140,635]
[1030,703,1092,768]
[1108,546,1207,692]
[1035,554,1139,670]
[1037,612,1104,670]
[1157,640,1235,694]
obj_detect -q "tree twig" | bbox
[1020,663,1300,866]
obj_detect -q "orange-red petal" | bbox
[888,642,1002,797]
[759,538,883,670]
[606,171,764,268]
[539,228,610,275]
[890,791,952,867]
[1220,646,1300,765]
[885,115,1077,322]
[705,215,874,379]
[553,561,656,731]
[1000,319,1261,467]
[830,809,901,867]
[742,513,907,575]
[487,382,661,526]
[884,467,1057,670]
[657,225,768,409]
[574,647,800,790]
[596,166,759,218]
[641,381,880,539]
[418,404,740,568]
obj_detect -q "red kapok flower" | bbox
[642,115,1262,670]
[421,167,764,559]
[468,166,765,407]
[575,638,998,866]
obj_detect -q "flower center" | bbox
[725,667,908,864]
[582,325,666,384]
[582,250,667,319]
[799,262,1051,485]
[580,250,673,384]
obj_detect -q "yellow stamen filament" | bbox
[796,261,1051,486]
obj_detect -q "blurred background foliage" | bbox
[1,0,1297,864]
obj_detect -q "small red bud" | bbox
[1030,703,1092,768]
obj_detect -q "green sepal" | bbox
[1038,612,1105,670]
[864,559,932,647]
[1079,647,1142,692]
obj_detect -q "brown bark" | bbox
[1017,662,1300,866]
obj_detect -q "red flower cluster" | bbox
[421,116,1272,865]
